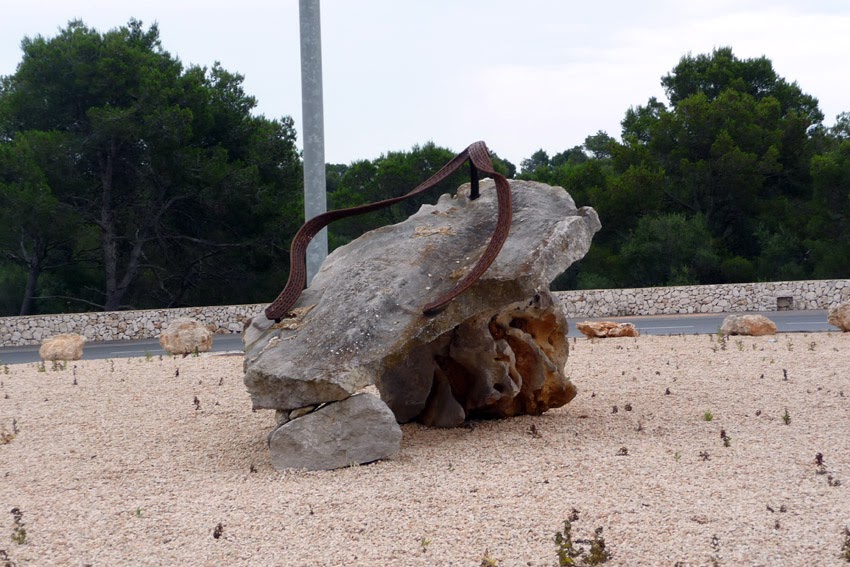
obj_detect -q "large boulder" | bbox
[159,317,213,355]
[243,179,600,469]
[575,321,640,338]
[39,333,85,361]
[720,314,777,336]
[828,301,850,331]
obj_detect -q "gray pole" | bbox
[299,0,327,284]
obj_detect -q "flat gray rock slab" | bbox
[267,393,402,471]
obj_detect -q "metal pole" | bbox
[299,0,327,284]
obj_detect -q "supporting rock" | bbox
[267,393,401,471]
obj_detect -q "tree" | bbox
[613,47,824,275]
[0,131,89,314]
[0,19,302,313]
[327,142,473,250]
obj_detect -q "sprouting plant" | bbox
[0,426,15,445]
[10,508,26,545]
[144,350,152,362]
[554,520,580,566]
[419,537,431,553]
[735,340,744,352]
[709,534,721,566]
[480,550,500,566]
[585,527,612,565]
[703,411,714,422]
[720,429,731,447]
[134,507,143,517]
[815,452,827,475]
[674,451,681,462]
[37,362,46,373]
[782,408,791,425]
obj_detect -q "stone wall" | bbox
[0,304,265,347]
[1,279,848,347]
[555,279,850,318]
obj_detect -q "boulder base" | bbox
[159,317,212,355]
[720,314,777,336]
[267,393,401,471]
[377,290,577,426]
[39,334,85,361]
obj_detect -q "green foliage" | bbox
[0,19,302,315]
[527,46,847,290]
[326,142,474,251]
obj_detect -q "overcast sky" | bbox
[2,1,849,167]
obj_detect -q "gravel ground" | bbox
[1,332,849,566]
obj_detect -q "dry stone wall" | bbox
[1,280,848,347]
[1,304,264,347]
[556,279,850,318]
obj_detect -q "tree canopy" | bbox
[521,47,848,291]
[0,19,302,314]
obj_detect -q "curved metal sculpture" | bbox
[265,141,512,321]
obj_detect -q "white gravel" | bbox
[1,333,849,566]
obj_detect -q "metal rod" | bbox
[299,0,327,284]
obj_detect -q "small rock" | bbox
[159,317,212,355]
[39,333,85,361]
[720,314,777,336]
[827,301,850,331]
[575,321,640,338]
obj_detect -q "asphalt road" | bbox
[0,309,836,366]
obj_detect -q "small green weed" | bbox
[419,537,431,553]
[10,508,26,545]
[554,515,610,566]
[703,411,714,422]
[480,550,500,566]
[554,520,580,566]
[782,408,791,425]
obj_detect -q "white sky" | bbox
[1,1,849,167]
